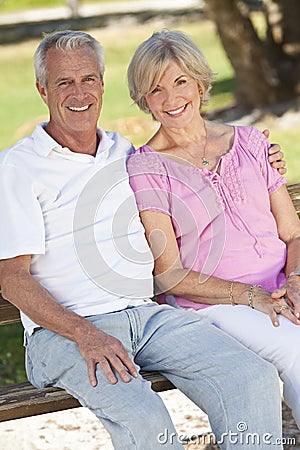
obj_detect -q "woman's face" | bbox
[145,60,201,129]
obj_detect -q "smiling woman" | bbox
[126,29,300,429]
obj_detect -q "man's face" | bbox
[36,46,104,142]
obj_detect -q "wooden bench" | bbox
[0,182,299,423]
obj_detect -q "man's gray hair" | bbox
[34,30,105,87]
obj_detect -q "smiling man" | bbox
[0,30,285,449]
[36,44,104,155]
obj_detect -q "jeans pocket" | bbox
[25,330,51,388]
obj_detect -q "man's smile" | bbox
[67,104,91,112]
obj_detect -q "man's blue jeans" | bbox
[25,303,282,449]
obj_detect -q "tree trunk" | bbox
[264,0,300,92]
[204,0,297,108]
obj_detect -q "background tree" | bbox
[204,0,300,110]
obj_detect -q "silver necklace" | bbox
[201,118,209,167]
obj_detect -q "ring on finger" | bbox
[277,305,288,314]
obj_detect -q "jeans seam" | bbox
[125,308,143,354]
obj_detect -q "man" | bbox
[0,30,284,449]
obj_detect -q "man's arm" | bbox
[0,255,138,386]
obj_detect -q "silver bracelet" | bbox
[248,284,260,309]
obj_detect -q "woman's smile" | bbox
[165,103,188,116]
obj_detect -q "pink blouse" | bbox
[127,126,287,310]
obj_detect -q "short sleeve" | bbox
[246,127,286,195]
[0,164,45,259]
[127,149,171,215]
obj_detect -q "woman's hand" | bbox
[250,285,300,327]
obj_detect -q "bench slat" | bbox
[0,374,175,422]
[0,382,80,422]
[0,295,20,325]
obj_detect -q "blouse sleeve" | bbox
[126,149,171,215]
[246,127,286,195]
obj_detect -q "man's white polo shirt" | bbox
[0,123,154,335]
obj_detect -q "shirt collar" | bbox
[32,122,114,159]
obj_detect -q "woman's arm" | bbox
[139,208,300,327]
[141,210,244,304]
[269,184,300,317]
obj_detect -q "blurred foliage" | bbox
[0,0,65,11]
[0,323,26,385]
[0,0,128,13]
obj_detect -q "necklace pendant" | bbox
[202,158,209,167]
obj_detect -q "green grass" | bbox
[0,0,62,11]
[264,127,300,184]
[0,323,26,384]
[0,0,130,13]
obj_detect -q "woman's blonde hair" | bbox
[127,29,215,115]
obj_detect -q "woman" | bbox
[126,30,300,427]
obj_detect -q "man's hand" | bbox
[77,325,138,387]
[263,129,287,175]
[251,285,300,327]
[272,275,300,321]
